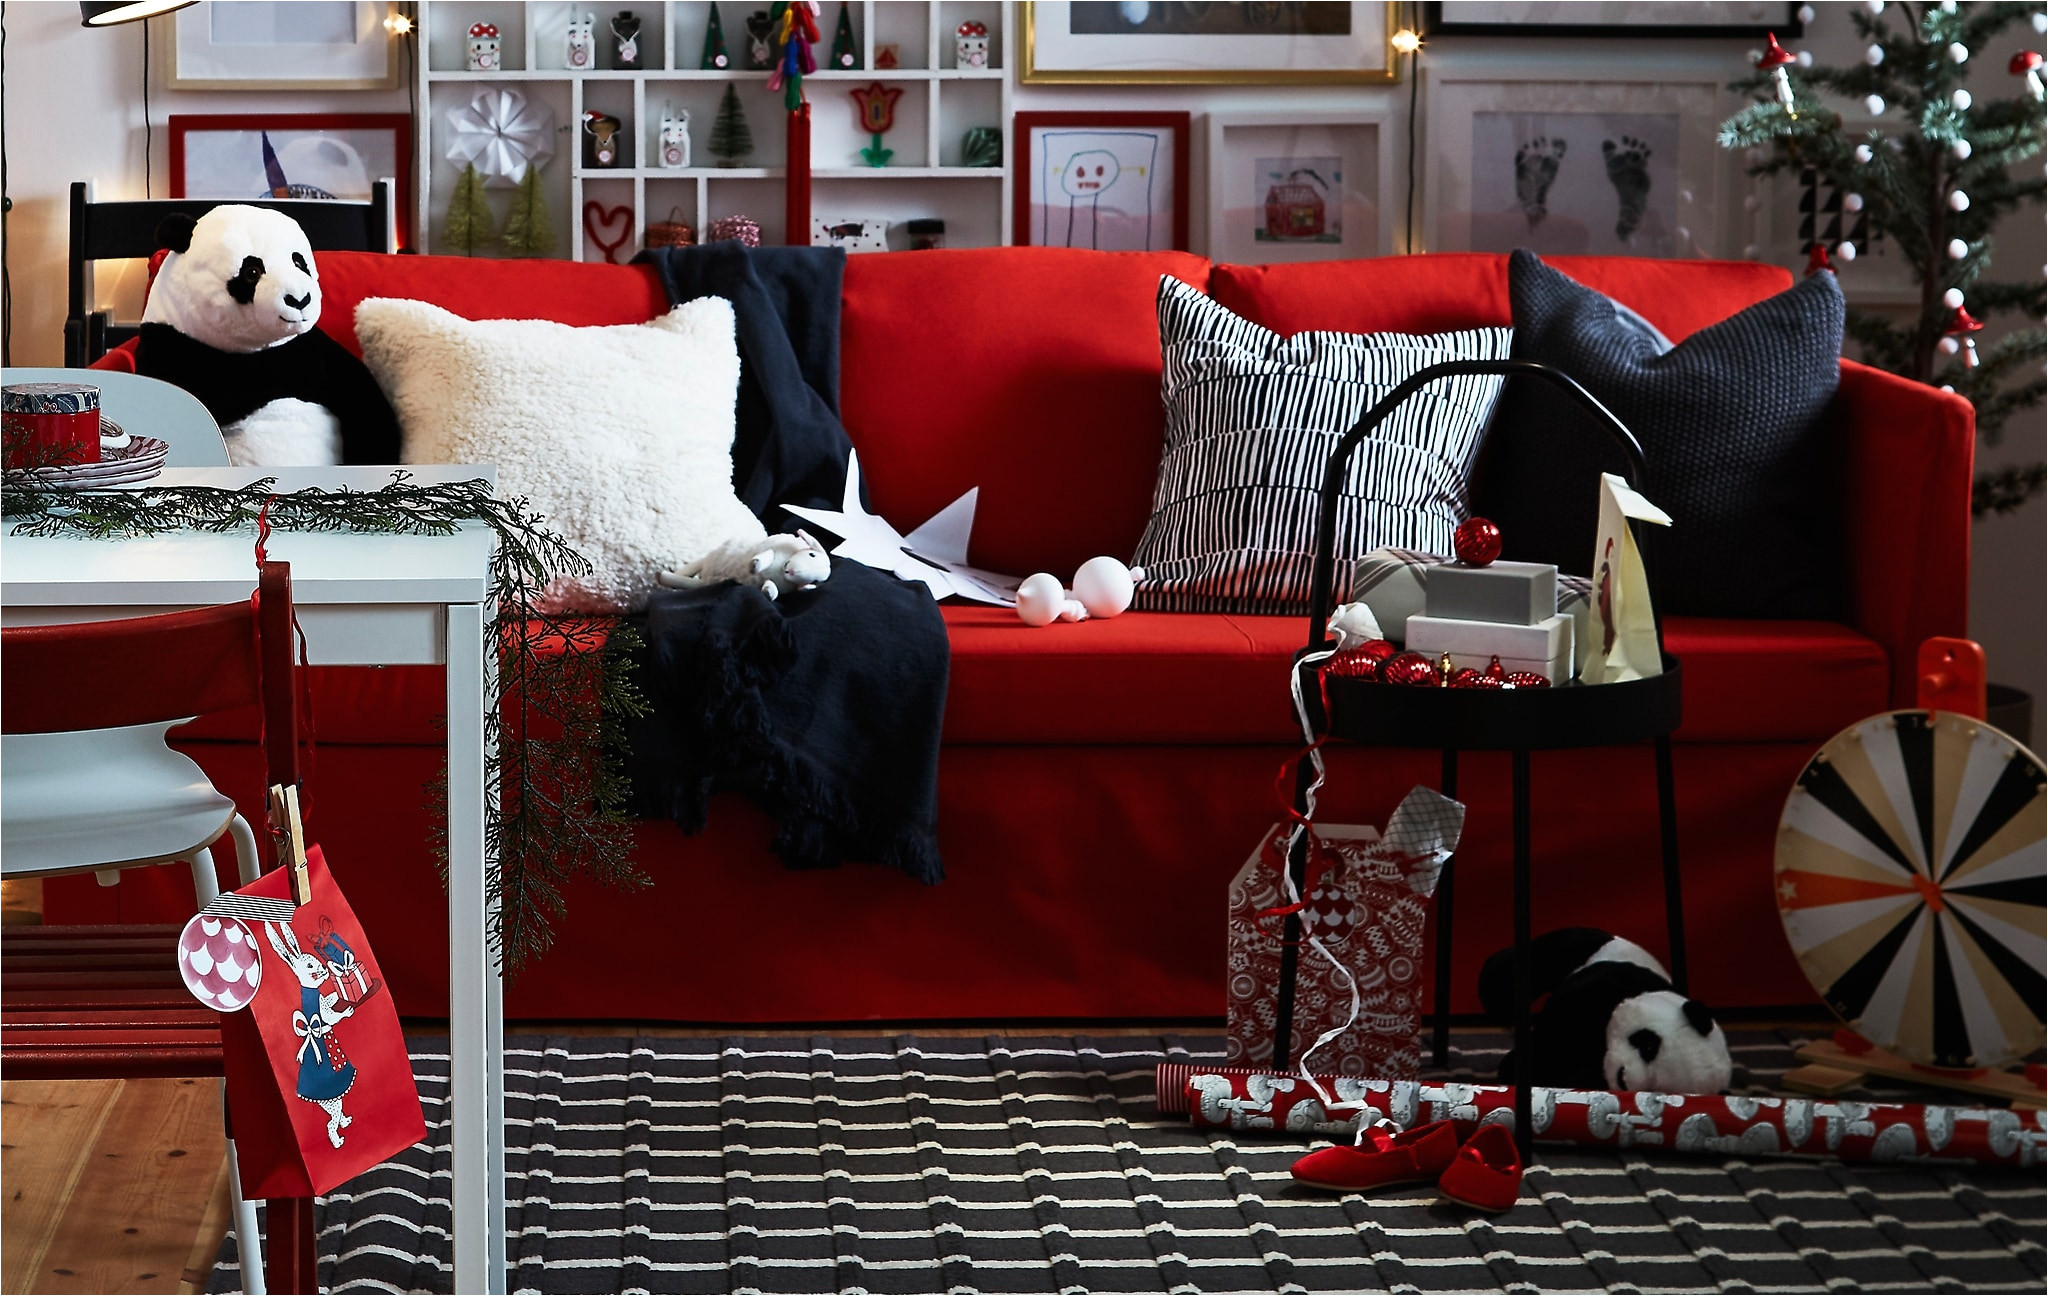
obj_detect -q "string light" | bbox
[385,10,415,37]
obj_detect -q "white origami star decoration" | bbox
[784,452,1020,605]
[446,88,557,188]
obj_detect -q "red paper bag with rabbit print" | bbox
[198,846,426,1198]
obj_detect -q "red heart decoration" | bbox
[582,201,633,265]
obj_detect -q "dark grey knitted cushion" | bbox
[1475,249,1846,619]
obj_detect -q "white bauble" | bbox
[1837,241,1858,262]
[1865,0,1883,12]
[1015,572,1067,627]
[1797,50,1814,67]
[1943,287,1966,308]
[1952,88,1973,110]
[1797,4,1814,23]
[1865,43,1884,66]
[1854,143,1875,163]
[1948,238,1970,259]
[1953,138,1973,160]
[1949,189,1971,211]
[1949,42,1969,63]
[1071,556,1143,618]
[1938,337,1961,355]
[2036,11,2048,33]
[1865,94,1887,115]
[1844,192,1865,211]
[1743,243,1762,259]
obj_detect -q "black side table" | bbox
[1276,359,1690,1162]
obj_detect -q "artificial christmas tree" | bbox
[1720,0,2047,513]
[501,165,555,256]
[442,162,496,256]
[710,83,753,167]
[702,1,731,69]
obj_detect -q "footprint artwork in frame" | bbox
[1469,111,1681,257]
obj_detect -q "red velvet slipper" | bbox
[1437,1123,1523,1213]
[1290,1120,1459,1192]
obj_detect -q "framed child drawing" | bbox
[1012,111,1190,253]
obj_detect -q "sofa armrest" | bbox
[1836,358,1975,705]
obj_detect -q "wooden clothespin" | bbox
[267,783,312,906]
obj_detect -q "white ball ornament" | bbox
[1865,0,1883,12]
[1837,241,1858,262]
[2035,11,2048,33]
[1953,138,1973,160]
[1865,94,1887,115]
[1797,50,1814,68]
[1865,43,1885,65]
[1952,88,1972,111]
[1943,287,1966,308]
[1948,238,1970,259]
[1939,0,1956,12]
[1797,4,1815,23]
[1855,143,1875,163]
[1949,188,1971,211]
[1949,42,1969,63]
[1844,193,1865,211]
[1938,337,1961,355]
[1744,243,1763,260]
[1014,572,1068,627]
[1070,557,1143,619]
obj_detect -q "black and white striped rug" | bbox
[211,1032,2045,1294]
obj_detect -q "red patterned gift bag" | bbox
[1226,786,1465,1080]
[190,846,426,1198]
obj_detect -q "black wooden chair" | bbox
[65,178,398,367]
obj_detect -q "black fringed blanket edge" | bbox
[622,243,949,884]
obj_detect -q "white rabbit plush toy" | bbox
[264,921,359,1147]
[658,529,833,602]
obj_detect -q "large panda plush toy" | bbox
[1480,927,1733,1094]
[134,205,400,466]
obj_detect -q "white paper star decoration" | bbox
[446,88,557,188]
[784,451,1021,605]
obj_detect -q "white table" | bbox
[2,465,509,1294]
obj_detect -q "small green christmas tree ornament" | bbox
[831,0,859,69]
[501,164,555,256]
[702,1,732,70]
[710,83,753,167]
[443,162,495,256]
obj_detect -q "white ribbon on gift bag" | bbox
[1581,472,1673,685]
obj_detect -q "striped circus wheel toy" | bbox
[1775,709,2045,1073]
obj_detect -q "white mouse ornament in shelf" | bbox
[1015,556,1146,627]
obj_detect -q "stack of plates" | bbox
[6,422,168,489]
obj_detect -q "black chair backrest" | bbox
[65,178,397,367]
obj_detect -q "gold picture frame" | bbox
[1022,1,1398,85]
[166,1,401,93]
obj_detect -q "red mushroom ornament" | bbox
[2013,50,2045,101]
[1944,306,1985,369]
[1757,33,1799,115]
[1804,243,1837,276]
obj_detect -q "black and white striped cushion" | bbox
[1132,277,1512,616]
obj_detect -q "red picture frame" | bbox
[168,113,414,249]
[1012,111,1191,252]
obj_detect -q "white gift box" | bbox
[1405,611,1574,684]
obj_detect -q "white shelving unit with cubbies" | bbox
[417,1,1011,261]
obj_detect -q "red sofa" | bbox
[66,248,1974,1024]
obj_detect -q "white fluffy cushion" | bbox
[355,297,765,613]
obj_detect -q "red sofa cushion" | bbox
[841,248,1211,579]
[312,252,671,356]
[1210,254,1793,342]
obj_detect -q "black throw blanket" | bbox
[625,244,949,883]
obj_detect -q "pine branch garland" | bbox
[0,472,647,973]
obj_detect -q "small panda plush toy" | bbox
[1479,926,1732,1094]
[134,205,400,467]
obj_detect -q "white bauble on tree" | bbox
[1865,94,1887,115]
[1865,43,1884,66]
[1949,189,1971,211]
[1949,238,1970,259]
[1943,287,1966,308]
[1071,556,1145,618]
[1854,143,1875,163]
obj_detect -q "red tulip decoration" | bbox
[851,82,904,167]
[2013,49,2045,101]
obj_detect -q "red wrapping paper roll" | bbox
[1158,1065,2047,1168]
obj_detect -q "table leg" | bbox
[1654,736,1688,994]
[446,601,506,1294]
[1431,748,1459,1068]
[1511,748,1533,1165]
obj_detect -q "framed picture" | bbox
[1013,112,1191,252]
[168,1,400,91]
[1206,113,1393,265]
[1424,2,1801,38]
[1022,1,1396,84]
[1424,71,1731,260]
[169,114,413,243]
